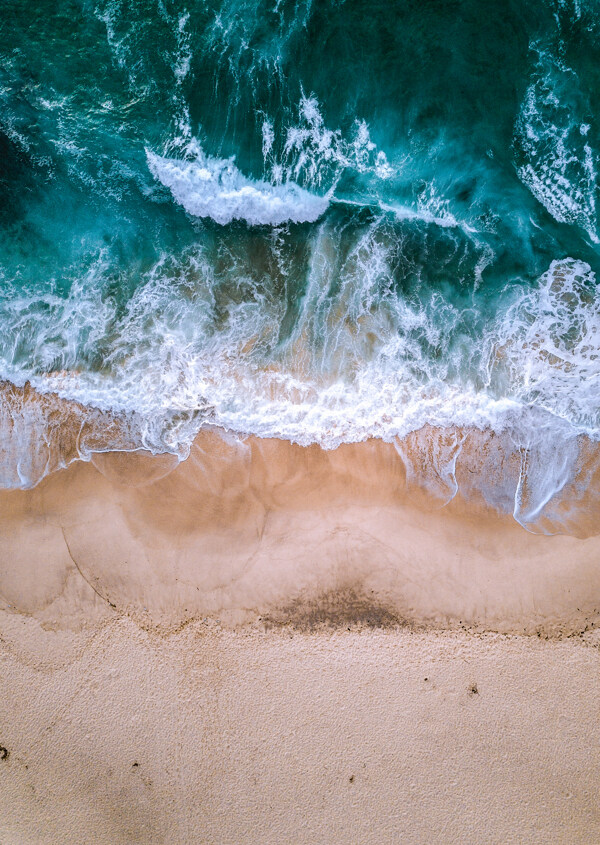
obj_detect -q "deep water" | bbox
[1,0,600,528]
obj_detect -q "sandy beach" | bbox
[1,421,599,843]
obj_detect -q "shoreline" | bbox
[2,423,600,637]
[3,379,600,535]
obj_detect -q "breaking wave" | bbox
[146,148,329,226]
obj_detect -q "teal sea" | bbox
[1,0,600,527]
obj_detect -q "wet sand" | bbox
[2,426,600,633]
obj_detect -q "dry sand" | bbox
[0,618,599,844]
[1,423,600,842]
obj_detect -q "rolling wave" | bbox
[147,148,330,226]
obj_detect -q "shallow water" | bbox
[1,0,600,529]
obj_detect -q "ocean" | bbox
[1,0,600,530]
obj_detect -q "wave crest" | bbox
[146,148,329,226]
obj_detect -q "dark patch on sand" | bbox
[262,588,407,631]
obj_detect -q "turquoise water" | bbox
[1,0,600,524]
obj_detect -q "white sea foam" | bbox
[0,235,597,529]
[378,201,463,230]
[4,249,598,455]
[267,94,395,189]
[146,148,329,226]
[515,47,598,241]
[485,257,600,435]
[174,12,192,83]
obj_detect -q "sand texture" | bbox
[0,618,599,844]
[1,422,600,842]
